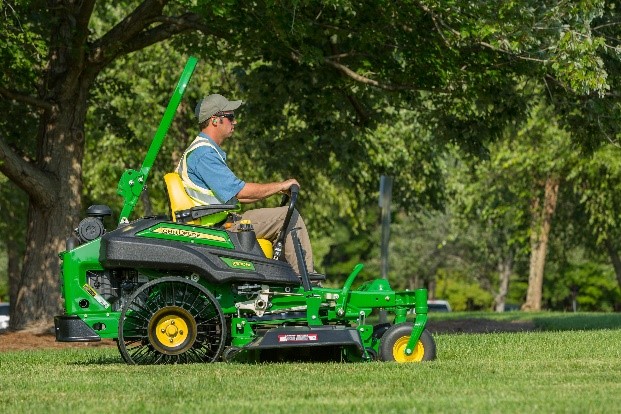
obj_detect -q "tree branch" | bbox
[0,87,53,111]
[0,135,57,207]
[324,58,416,91]
[90,0,170,63]
[593,21,621,31]
[345,93,370,125]
[414,0,460,39]
[71,0,97,54]
[154,14,229,37]
[327,41,370,124]
[75,0,97,30]
[90,8,225,66]
[119,13,226,57]
[414,0,552,63]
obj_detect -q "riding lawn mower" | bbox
[54,57,437,364]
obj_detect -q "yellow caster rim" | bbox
[392,336,425,362]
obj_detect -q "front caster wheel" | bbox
[118,276,226,365]
[379,323,436,362]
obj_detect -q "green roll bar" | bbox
[117,56,199,224]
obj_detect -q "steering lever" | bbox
[272,184,299,260]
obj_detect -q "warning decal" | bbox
[82,284,111,309]
[277,334,318,343]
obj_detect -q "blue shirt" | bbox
[186,133,245,203]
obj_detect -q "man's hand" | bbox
[279,179,300,195]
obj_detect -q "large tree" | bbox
[0,0,229,329]
[0,0,615,328]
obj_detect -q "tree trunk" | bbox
[2,190,26,307]
[7,238,22,305]
[11,103,89,329]
[13,209,65,328]
[427,278,436,300]
[494,255,512,312]
[522,176,559,311]
[407,275,419,291]
[604,238,621,290]
[9,52,97,329]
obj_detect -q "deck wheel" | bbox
[379,322,436,362]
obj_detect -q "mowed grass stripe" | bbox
[2,329,621,413]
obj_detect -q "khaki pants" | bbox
[231,206,314,274]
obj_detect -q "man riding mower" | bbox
[54,57,436,365]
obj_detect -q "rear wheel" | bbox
[118,276,226,365]
[379,323,436,362]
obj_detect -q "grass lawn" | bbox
[428,310,621,331]
[2,313,621,413]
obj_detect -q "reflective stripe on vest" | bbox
[176,136,223,205]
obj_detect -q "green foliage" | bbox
[567,144,621,246]
[322,209,465,289]
[565,261,620,311]
[436,271,495,311]
[506,277,529,307]
[444,101,584,309]
[3,0,621,322]
[320,219,378,286]
[544,247,621,311]
[0,0,47,93]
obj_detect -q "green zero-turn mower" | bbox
[54,57,437,364]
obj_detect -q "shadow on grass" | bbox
[426,318,536,334]
[533,313,621,331]
[425,312,621,334]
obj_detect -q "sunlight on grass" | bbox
[2,325,621,413]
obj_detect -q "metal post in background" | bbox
[378,175,393,324]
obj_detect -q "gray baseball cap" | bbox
[195,94,243,123]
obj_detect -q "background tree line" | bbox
[1,0,621,328]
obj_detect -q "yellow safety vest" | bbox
[176,136,224,205]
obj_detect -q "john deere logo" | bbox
[152,227,226,242]
[137,223,233,248]
[221,257,255,270]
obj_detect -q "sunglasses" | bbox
[216,112,235,122]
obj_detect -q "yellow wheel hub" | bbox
[155,315,189,347]
[392,336,425,362]
[148,306,197,354]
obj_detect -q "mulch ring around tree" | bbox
[0,328,116,352]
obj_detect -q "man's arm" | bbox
[237,179,299,203]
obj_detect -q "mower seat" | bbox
[164,172,233,226]
[164,172,273,258]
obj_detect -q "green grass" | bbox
[3,314,621,413]
[428,310,621,330]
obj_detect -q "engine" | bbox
[86,269,148,311]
